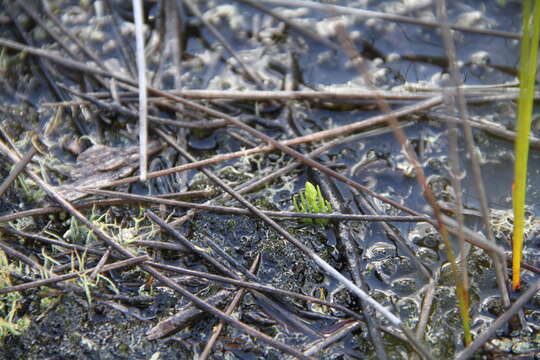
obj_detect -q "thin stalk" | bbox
[132,0,148,181]
[513,0,540,290]
[335,23,471,346]
[0,145,37,197]
[0,256,150,295]
[76,187,429,223]
[198,255,260,360]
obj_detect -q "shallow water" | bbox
[1,0,539,359]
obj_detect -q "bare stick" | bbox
[0,189,212,223]
[0,255,150,295]
[199,255,260,360]
[46,87,535,105]
[436,0,510,308]
[0,145,37,197]
[132,0,148,181]
[89,248,112,280]
[303,321,364,356]
[0,240,47,273]
[76,187,429,223]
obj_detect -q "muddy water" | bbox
[1,0,539,359]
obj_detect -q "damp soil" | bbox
[1,0,540,359]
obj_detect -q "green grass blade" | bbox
[513,0,540,290]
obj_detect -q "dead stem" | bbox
[132,0,148,181]
[0,145,37,197]
[198,255,260,360]
[0,189,212,223]
[76,187,429,222]
[436,0,511,311]
[0,255,150,295]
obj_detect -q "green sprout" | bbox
[292,181,333,225]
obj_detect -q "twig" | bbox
[76,187,430,223]
[0,189,212,223]
[199,255,260,360]
[89,248,112,280]
[146,289,233,340]
[303,321,364,356]
[132,0,148,181]
[436,0,510,310]
[2,226,105,256]
[316,175,388,360]
[45,87,536,106]
[0,255,150,295]
[0,240,46,273]
[59,83,229,129]
[430,113,540,149]
[0,145,37,197]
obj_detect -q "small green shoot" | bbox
[293,181,332,225]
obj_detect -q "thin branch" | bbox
[436,0,510,310]
[199,255,260,360]
[0,145,37,197]
[76,187,429,223]
[0,189,212,223]
[132,0,148,181]
[0,255,150,295]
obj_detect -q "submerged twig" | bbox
[259,0,521,39]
